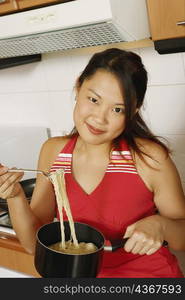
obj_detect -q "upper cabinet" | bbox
[146,0,185,54]
[0,0,72,15]
[0,0,18,15]
[17,0,70,10]
[147,0,185,40]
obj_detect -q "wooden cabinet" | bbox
[17,0,72,10]
[0,0,18,15]
[147,0,185,41]
[0,0,73,15]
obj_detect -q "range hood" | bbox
[0,0,150,58]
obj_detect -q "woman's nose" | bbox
[93,106,108,124]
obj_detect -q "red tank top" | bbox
[50,134,183,278]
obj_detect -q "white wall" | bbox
[139,48,185,194]
[0,46,185,274]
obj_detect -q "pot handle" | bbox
[104,239,168,252]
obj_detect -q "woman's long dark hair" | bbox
[70,48,169,162]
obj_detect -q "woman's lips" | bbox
[86,123,105,135]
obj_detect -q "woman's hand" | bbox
[0,165,24,199]
[123,215,165,255]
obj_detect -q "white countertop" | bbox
[0,266,33,278]
[0,226,15,235]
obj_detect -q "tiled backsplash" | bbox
[0,47,185,191]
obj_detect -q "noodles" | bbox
[49,169,78,248]
[50,241,97,254]
[49,169,97,254]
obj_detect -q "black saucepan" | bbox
[34,221,127,278]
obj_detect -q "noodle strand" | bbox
[49,169,79,248]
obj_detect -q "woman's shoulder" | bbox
[134,137,169,168]
[38,135,71,170]
[42,135,71,150]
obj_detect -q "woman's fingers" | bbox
[146,247,160,255]
[123,216,165,256]
[0,172,23,193]
[0,168,11,191]
[0,165,9,175]
[124,232,162,255]
[0,167,24,199]
[124,232,141,253]
[0,180,22,199]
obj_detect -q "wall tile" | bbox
[140,97,152,129]
[42,52,74,91]
[140,47,185,85]
[0,126,48,178]
[0,60,47,93]
[50,129,69,137]
[144,85,185,134]
[69,52,92,86]
[42,52,91,91]
[0,92,51,127]
[0,89,74,134]
[47,90,75,133]
[182,52,185,76]
[161,134,185,184]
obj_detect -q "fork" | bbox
[8,168,50,178]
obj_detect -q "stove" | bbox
[0,178,36,233]
[0,209,12,228]
[0,208,15,234]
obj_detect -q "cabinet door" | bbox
[17,0,72,10]
[147,0,185,40]
[0,0,18,15]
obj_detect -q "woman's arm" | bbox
[0,136,68,254]
[149,149,185,251]
[124,140,185,255]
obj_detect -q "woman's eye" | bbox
[113,107,124,114]
[88,97,98,103]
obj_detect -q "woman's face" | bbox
[73,70,125,145]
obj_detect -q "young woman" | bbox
[0,48,185,277]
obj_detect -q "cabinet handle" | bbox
[177,21,185,26]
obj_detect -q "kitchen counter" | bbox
[0,266,33,278]
[0,230,40,277]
